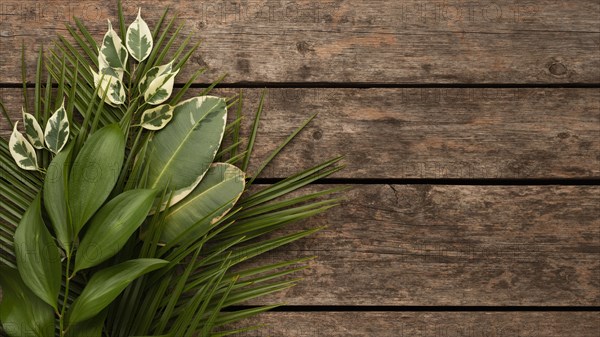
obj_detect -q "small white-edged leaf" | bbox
[99,19,128,70]
[93,70,126,106]
[9,122,38,171]
[22,108,44,149]
[126,8,153,62]
[44,100,70,153]
[144,69,179,105]
[140,104,174,130]
[138,60,174,95]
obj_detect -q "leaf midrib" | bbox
[150,99,223,189]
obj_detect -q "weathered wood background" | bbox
[1,0,599,335]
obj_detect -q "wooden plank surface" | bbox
[241,185,599,306]
[1,87,598,179]
[228,312,600,337]
[0,1,598,83]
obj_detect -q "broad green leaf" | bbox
[44,99,70,153]
[9,121,38,171]
[99,19,128,70]
[68,258,169,324]
[146,96,227,206]
[0,266,54,337]
[140,104,173,130]
[75,189,157,271]
[162,163,245,242]
[44,143,73,251]
[143,69,179,105]
[13,194,61,310]
[69,124,125,236]
[138,61,173,95]
[126,8,153,62]
[22,108,44,149]
[65,311,107,337]
[93,70,126,106]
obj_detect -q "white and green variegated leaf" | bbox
[140,104,174,130]
[22,108,44,149]
[9,122,38,171]
[126,8,153,62]
[162,163,245,242]
[44,100,70,153]
[93,70,126,106]
[144,69,179,105]
[146,96,228,207]
[99,19,128,70]
[138,60,174,95]
[100,65,125,82]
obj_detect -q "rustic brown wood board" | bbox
[1,0,599,336]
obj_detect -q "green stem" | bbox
[59,249,76,337]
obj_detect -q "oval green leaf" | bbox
[69,124,125,236]
[126,8,153,62]
[0,266,54,337]
[140,104,174,130]
[75,189,157,271]
[44,100,70,153]
[13,194,62,310]
[99,19,128,70]
[146,96,228,207]
[44,143,73,252]
[22,109,44,149]
[162,163,245,242]
[138,61,173,95]
[67,258,169,325]
[9,121,38,171]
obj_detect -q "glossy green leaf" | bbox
[93,70,126,106]
[13,194,61,309]
[126,8,153,62]
[146,96,227,207]
[99,19,128,70]
[0,266,54,337]
[69,124,125,236]
[162,163,245,242]
[43,143,73,251]
[75,189,157,271]
[44,99,70,153]
[68,258,169,324]
[22,108,44,149]
[9,121,38,171]
[65,310,107,337]
[140,104,173,130]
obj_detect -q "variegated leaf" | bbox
[98,62,124,81]
[138,60,174,95]
[93,70,126,106]
[9,122,38,171]
[44,100,70,153]
[22,108,44,149]
[126,8,153,62]
[140,104,174,130]
[143,69,179,105]
[99,19,128,70]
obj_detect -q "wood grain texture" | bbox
[1,87,598,179]
[240,185,599,306]
[0,1,598,83]
[225,312,600,337]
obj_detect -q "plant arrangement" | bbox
[0,3,343,336]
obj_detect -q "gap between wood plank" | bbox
[224,305,600,312]
[251,178,600,186]
[1,83,599,89]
